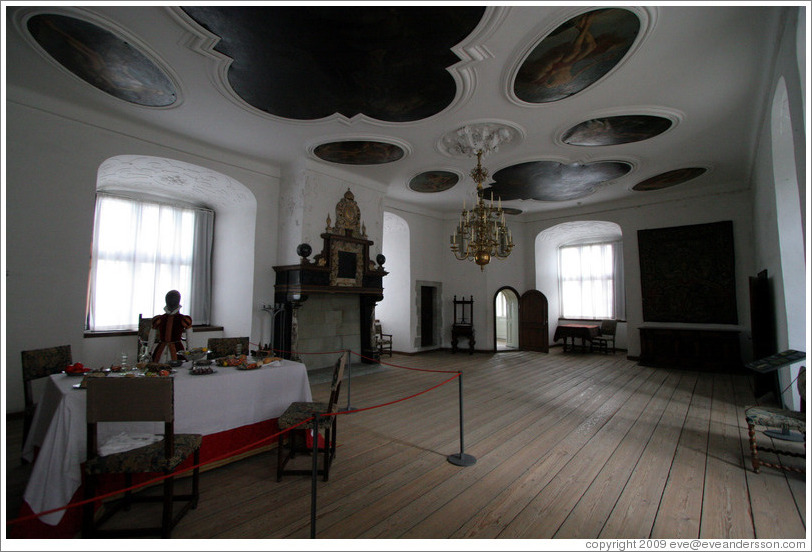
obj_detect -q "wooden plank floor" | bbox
[5,349,807,540]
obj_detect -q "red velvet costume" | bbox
[151,312,192,361]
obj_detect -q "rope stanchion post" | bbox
[340,349,354,412]
[310,414,320,539]
[447,371,477,467]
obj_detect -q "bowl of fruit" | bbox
[182,347,208,362]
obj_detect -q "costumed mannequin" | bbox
[150,290,193,362]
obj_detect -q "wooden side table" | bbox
[452,323,475,354]
[451,295,475,354]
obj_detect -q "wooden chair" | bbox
[374,320,393,357]
[590,319,617,354]
[137,314,154,362]
[277,351,347,482]
[206,336,249,358]
[745,367,806,473]
[21,345,72,457]
[82,377,201,538]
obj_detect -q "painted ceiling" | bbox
[6,4,790,216]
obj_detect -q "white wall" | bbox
[750,7,807,409]
[377,212,411,353]
[525,188,756,359]
[5,101,281,413]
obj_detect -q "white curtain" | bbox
[559,243,615,319]
[87,194,210,330]
[190,209,214,325]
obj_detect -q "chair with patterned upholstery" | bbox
[21,345,72,457]
[590,319,617,354]
[206,336,250,358]
[82,377,201,538]
[745,367,806,473]
[277,351,347,482]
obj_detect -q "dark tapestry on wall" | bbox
[638,221,738,324]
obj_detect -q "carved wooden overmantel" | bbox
[273,189,388,363]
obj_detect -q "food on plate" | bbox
[216,355,247,367]
[261,356,283,365]
[144,362,171,373]
[191,365,215,375]
[181,347,208,361]
[65,362,91,374]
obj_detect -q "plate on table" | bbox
[189,366,217,376]
[64,371,91,377]
[236,363,260,370]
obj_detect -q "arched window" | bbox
[86,193,213,330]
[558,241,616,319]
[377,211,411,348]
[87,154,255,332]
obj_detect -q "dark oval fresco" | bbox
[514,8,640,103]
[27,14,176,107]
[563,115,672,146]
[633,168,707,191]
[409,171,459,193]
[314,141,405,165]
[485,161,632,202]
[182,6,485,122]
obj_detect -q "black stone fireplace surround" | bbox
[272,190,387,364]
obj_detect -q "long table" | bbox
[17,359,311,536]
[553,323,600,352]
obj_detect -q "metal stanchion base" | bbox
[339,405,355,412]
[447,453,477,467]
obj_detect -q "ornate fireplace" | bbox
[272,189,387,368]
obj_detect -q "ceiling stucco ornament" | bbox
[438,122,522,158]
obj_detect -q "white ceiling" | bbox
[4,4,787,217]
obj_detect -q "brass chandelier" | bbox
[450,149,514,270]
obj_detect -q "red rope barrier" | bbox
[6,415,316,526]
[349,350,460,374]
[7,352,461,527]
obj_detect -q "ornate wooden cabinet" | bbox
[639,326,743,372]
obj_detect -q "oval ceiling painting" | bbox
[633,168,707,191]
[314,141,405,165]
[27,14,176,107]
[501,207,523,215]
[514,8,640,103]
[409,171,459,193]
[182,6,485,121]
[563,115,672,146]
[485,160,631,202]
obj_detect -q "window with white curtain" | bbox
[559,242,618,320]
[86,194,213,331]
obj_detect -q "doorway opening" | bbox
[414,280,442,350]
[420,286,435,347]
[494,287,520,351]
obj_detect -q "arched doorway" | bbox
[493,287,519,351]
[519,290,549,353]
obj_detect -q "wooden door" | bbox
[420,286,435,347]
[519,290,549,352]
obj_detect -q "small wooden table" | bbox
[554,324,600,352]
[451,295,475,354]
[451,323,475,354]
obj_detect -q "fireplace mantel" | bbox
[272,188,388,363]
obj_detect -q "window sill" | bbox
[84,325,225,338]
[557,317,627,324]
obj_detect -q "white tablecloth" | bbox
[22,359,312,525]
